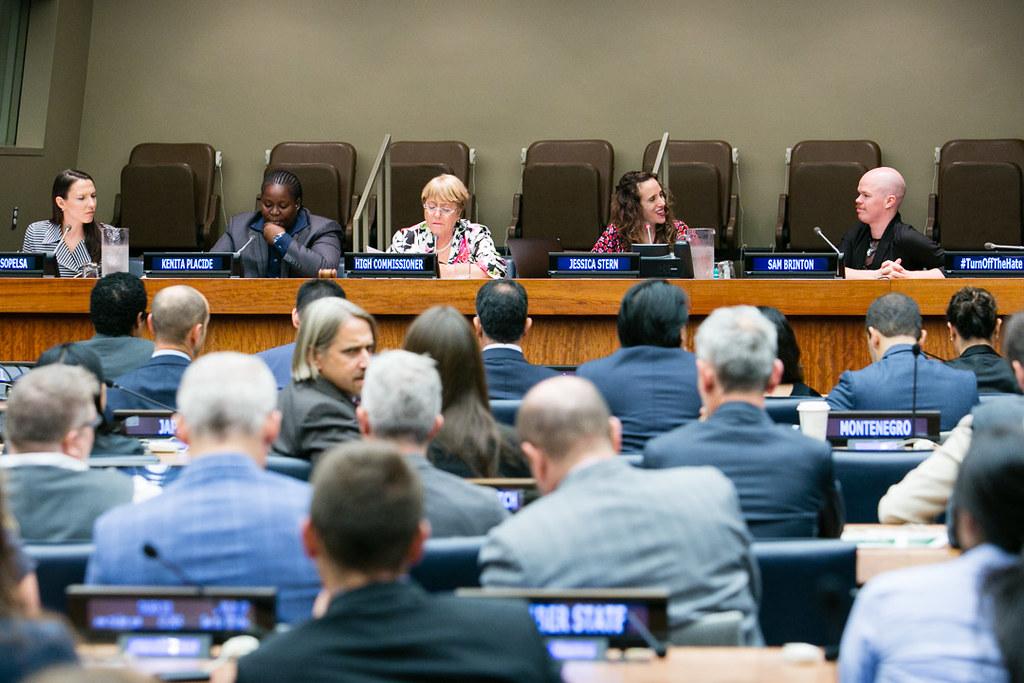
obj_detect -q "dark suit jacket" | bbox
[945,345,1021,395]
[404,454,508,537]
[256,342,295,391]
[71,334,154,381]
[235,581,560,683]
[105,353,191,419]
[577,346,701,453]
[643,401,843,538]
[827,344,978,431]
[212,210,343,278]
[272,376,359,461]
[482,347,559,401]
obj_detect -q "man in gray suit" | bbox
[71,272,154,381]
[479,376,762,644]
[357,350,508,537]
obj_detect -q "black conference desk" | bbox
[1,277,1021,391]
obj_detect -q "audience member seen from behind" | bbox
[87,353,320,624]
[257,279,347,390]
[21,169,106,278]
[592,170,689,252]
[357,350,508,537]
[272,298,376,462]
[387,174,506,279]
[1,364,155,542]
[104,285,210,418]
[644,306,842,538]
[878,311,1024,524]
[474,279,557,401]
[218,443,559,683]
[841,420,1024,683]
[403,305,527,478]
[944,286,1021,395]
[757,306,820,397]
[576,279,701,452]
[70,272,153,381]
[826,293,978,431]
[480,376,762,644]
[0,481,78,681]
[840,167,944,280]
[212,169,343,278]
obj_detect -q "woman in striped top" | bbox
[21,169,106,277]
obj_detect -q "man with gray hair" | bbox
[2,365,152,542]
[480,375,762,644]
[645,306,842,537]
[87,353,320,624]
[357,350,507,537]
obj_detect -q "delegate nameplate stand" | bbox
[826,410,941,449]
[143,253,235,278]
[945,252,1024,278]
[0,252,47,277]
[549,252,640,279]
[343,253,438,278]
[742,252,839,279]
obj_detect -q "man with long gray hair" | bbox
[644,305,843,538]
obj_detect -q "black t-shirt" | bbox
[838,213,944,271]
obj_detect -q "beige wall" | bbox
[0,0,93,251]
[20,1,1024,250]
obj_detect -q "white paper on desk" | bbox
[365,246,383,253]
[841,527,949,548]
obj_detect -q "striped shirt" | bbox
[21,220,99,277]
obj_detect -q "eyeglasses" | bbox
[422,203,458,216]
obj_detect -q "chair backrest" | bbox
[753,539,856,649]
[747,514,819,539]
[25,543,94,614]
[391,162,454,229]
[671,610,744,646]
[642,140,733,238]
[266,455,313,482]
[489,398,521,427]
[268,142,358,227]
[783,140,881,250]
[265,162,342,223]
[409,536,484,592]
[764,397,806,426]
[936,139,1024,249]
[506,237,562,278]
[833,450,929,524]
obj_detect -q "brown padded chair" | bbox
[927,139,1024,250]
[507,236,562,278]
[389,141,472,229]
[266,142,357,242]
[775,140,881,251]
[116,143,219,250]
[511,140,614,249]
[642,140,737,252]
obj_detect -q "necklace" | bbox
[435,234,454,257]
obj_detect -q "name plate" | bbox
[0,252,46,277]
[549,252,640,278]
[945,251,1024,277]
[344,253,438,278]
[827,410,940,446]
[143,252,234,278]
[743,252,837,278]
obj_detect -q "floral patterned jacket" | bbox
[388,219,507,278]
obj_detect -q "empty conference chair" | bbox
[926,139,1024,250]
[510,139,614,250]
[409,536,484,592]
[266,141,358,243]
[489,399,521,427]
[116,143,219,250]
[753,539,857,650]
[389,140,474,229]
[642,140,738,253]
[833,451,929,524]
[25,543,93,614]
[775,140,881,251]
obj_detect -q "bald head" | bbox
[517,376,614,461]
[863,167,906,203]
[150,285,210,347]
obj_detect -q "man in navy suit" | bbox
[256,279,347,390]
[70,272,154,381]
[105,285,209,417]
[827,293,978,431]
[473,279,557,401]
[576,279,701,452]
[644,306,843,538]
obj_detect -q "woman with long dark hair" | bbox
[403,306,527,478]
[22,169,105,277]
[592,171,688,252]
[757,306,820,397]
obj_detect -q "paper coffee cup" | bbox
[796,401,830,441]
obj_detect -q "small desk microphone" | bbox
[105,379,177,412]
[142,542,203,591]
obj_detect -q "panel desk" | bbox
[1,278,1021,391]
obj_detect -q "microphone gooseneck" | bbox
[234,233,257,258]
[813,227,845,278]
[984,242,1024,251]
[911,343,921,432]
[626,609,668,658]
[142,541,202,591]
[105,379,177,412]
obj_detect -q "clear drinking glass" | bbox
[101,226,129,276]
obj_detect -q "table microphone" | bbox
[142,542,203,592]
[911,343,921,435]
[984,242,1024,251]
[234,233,257,258]
[813,227,845,278]
[105,379,177,412]
[626,609,668,658]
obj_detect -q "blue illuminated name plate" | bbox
[549,252,639,278]
[143,253,234,278]
[945,252,1024,277]
[0,252,45,277]
[344,253,437,278]
[743,252,837,278]
[826,410,940,446]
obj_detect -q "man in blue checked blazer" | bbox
[87,352,320,624]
